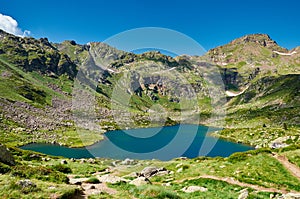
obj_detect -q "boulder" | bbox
[283,193,300,199]
[177,168,183,173]
[129,177,151,186]
[87,158,95,164]
[98,174,128,184]
[175,163,183,168]
[121,158,136,165]
[0,144,15,166]
[69,177,89,185]
[181,186,208,193]
[61,159,68,164]
[140,166,169,178]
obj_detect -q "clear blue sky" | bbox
[1,0,300,51]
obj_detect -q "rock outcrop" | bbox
[0,144,15,166]
[129,177,151,186]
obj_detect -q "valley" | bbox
[0,30,299,198]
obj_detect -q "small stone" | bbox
[238,188,249,199]
[90,185,96,189]
[87,158,95,164]
[61,159,68,164]
[162,182,171,186]
[17,179,36,188]
[121,158,136,165]
[175,163,183,168]
[177,168,183,173]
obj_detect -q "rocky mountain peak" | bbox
[230,33,286,51]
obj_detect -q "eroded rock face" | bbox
[0,144,15,166]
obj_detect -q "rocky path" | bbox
[176,175,298,194]
[272,153,300,180]
[81,182,117,198]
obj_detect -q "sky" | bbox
[0,0,300,53]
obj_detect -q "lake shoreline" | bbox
[20,124,255,161]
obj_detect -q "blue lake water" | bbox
[21,124,254,161]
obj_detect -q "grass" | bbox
[11,165,69,184]
[107,176,272,199]
[281,148,300,167]
[214,126,300,147]
[0,174,79,199]
[0,55,67,105]
[175,178,271,199]
[0,143,299,198]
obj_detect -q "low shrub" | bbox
[51,164,72,174]
[0,162,11,174]
[85,177,100,184]
[227,152,248,163]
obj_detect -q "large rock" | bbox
[61,159,68,164]
[0,144,15,166]
[121,158,136,165]
[129,177,151,186]
[140,166,169,178]
[181,186,208,193]
[98,174,128,184]
[69,177,89,185]
[283,193,300,199]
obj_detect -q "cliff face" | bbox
[0,30,77,78]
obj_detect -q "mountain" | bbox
[0,30,299,149]
[207,34,299,90]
